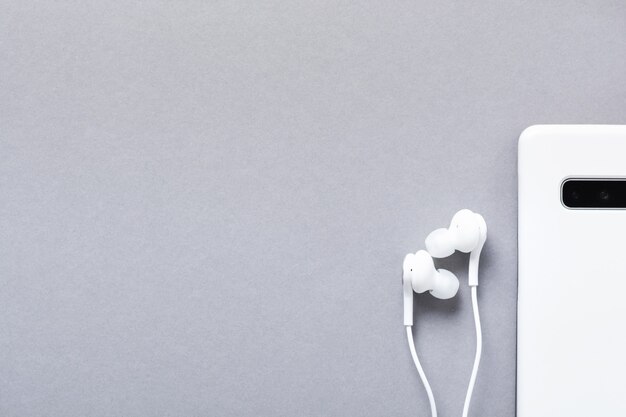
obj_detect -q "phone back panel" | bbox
[518,125,626,417]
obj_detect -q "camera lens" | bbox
[569,190,580,201]
[599,190,610,201]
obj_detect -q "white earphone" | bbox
[402,250,459,326]
[426,208,487,287]
[402,209,487,417]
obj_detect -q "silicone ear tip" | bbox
[425,228,455,258]
[429,269,459,300]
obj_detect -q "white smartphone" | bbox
[518,125,626,416]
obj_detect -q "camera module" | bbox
[562,179,626,209]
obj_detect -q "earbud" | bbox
[402,250,460,326]
[401,209,488,417]
[425,209,487,286]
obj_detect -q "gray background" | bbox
[0,1,624,416]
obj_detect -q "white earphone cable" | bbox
[406,326,437,417]
[462,286,482,417]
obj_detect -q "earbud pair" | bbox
[402,209,487,326]
[402,209,488,417]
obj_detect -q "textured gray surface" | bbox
[0,1,625,416]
